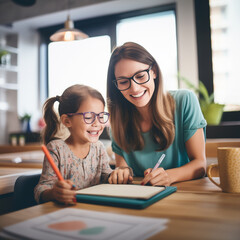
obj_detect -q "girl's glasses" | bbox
[113,65,152,91]
[67,112,110,124]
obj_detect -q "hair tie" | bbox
[56,95,61,102]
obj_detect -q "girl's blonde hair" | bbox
[42,84,105,144]
[107,42,175,152]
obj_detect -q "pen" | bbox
[152,153,166,172]
[141,154,166,186]
[41,144,64,181]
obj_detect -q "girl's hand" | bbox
[51,180,77,205]
[141,168,172,186]
[108,167,133,184]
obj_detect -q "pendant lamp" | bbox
[12,0,36,6]
[50,15,88,42]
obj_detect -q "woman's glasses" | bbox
[113,65,152,91]
[67,112,110,124]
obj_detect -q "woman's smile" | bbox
[130,90,146,98]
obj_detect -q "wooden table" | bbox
[206,139,240,158]
[0,151,43,169]
[0,145,42,154]
[0,177,239,239]
[0,168,42,195]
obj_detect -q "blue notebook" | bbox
[76,185,177,209]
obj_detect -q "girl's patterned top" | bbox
[34,139,113,203]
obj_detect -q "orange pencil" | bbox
[41,144,64,181]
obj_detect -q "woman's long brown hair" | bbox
[107,42,175,152]
[42,84,105,144]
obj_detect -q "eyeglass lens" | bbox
[84,112,109,124]
[115,69,150,91]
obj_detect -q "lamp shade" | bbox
[50,15,88,42]
[12,0,36,6]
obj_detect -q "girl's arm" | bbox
[40,180,76,204]
[108,154,133,184]
[34,143,76,204]
[141,128,206,186]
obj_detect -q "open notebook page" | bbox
[76,184,165,200]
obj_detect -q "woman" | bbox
[107,42,207,186]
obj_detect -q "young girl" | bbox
[34,84,113,205]
[107,42,207,186]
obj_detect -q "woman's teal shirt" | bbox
[111,89,207,177]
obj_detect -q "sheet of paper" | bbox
[3,208,168,240]
[76,184,165,199]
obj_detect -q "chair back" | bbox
[13,174,41,211]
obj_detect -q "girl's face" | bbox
[114,59,156,110]
[67,97,106,144]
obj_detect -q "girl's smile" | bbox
[87,129,101,139]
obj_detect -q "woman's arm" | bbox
[115,153,129,168]
[167,128,206,183]
[141,128,206,186]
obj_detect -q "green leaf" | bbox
[208,93,214,104]
[198,81,209,102]
[177,74,198,92]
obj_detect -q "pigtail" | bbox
[42,96,60,144]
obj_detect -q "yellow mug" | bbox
[207,147,240,193]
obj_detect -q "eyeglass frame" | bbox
[112,65,153,91]
[67,111,110,124]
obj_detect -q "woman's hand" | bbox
[108,167,133,184]
[51,180,76,205]
[141,168,172,186]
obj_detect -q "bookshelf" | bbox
[0,31,20,144]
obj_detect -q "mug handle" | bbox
[207,164,221,188]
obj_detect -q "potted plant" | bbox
[19,113,32,132]
[0,50,10,65]
[178,75,224,125]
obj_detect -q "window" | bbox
[48,36,111,100]
[117,11,178,90]
[47,7,178,103]
[209,0,240,111]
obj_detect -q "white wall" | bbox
[176,0,198,87]
[18,29,40,131]
[11,25,40,132]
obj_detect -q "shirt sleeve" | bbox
[180,90,207,142]
[34,142,59,203]
[111,139,124,156]
[109,129,124,157]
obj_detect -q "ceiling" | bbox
[0,0,167,29]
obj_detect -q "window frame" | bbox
[38,4,176,106]
[194,0,240,138]
[38,1,239,138]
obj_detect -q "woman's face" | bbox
[114,59,156,109]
